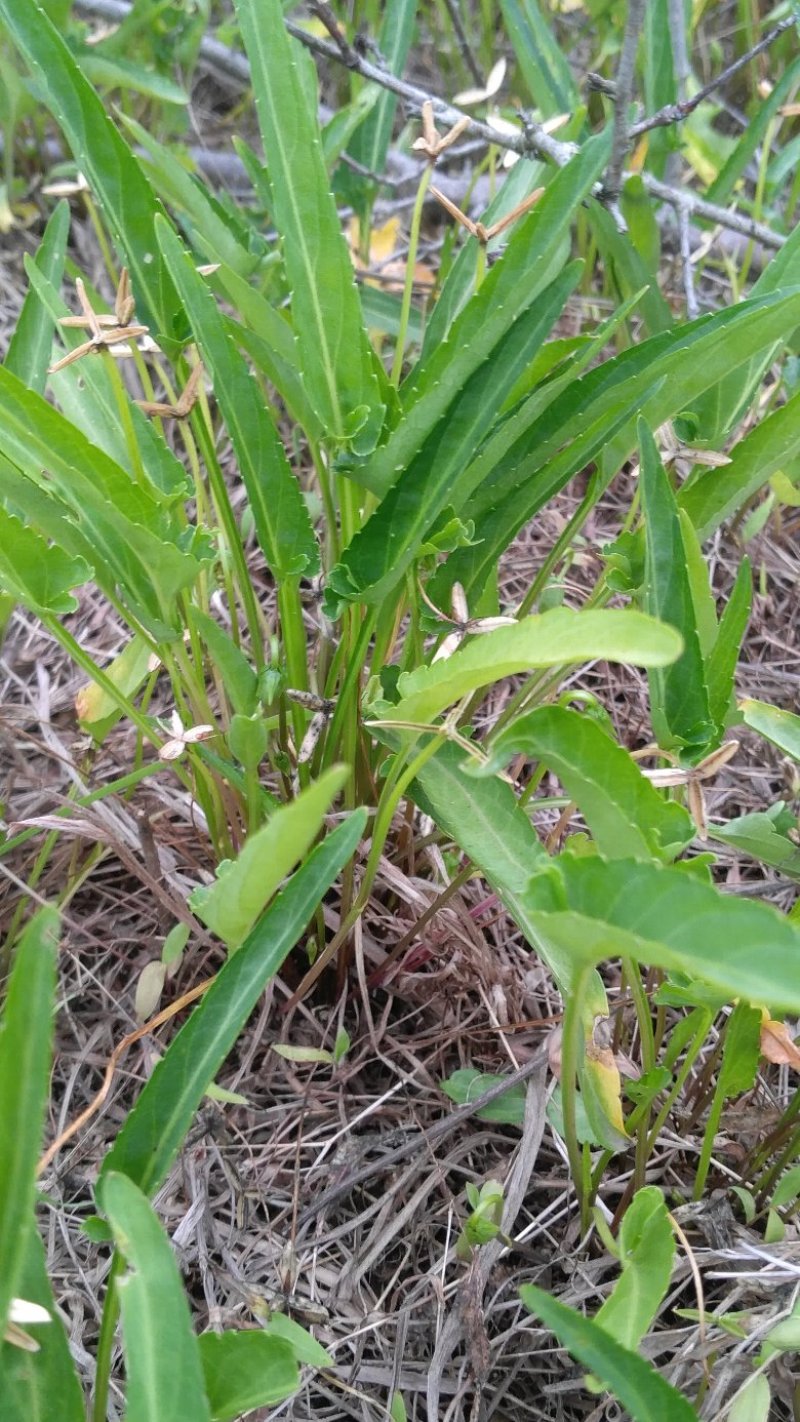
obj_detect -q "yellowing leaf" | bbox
[760,1016,800,1070]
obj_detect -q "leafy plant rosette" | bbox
[1,0,800,1416]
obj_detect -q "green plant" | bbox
[1,0,800,1416]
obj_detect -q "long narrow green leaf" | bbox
[639,419,713,757]
[100,1173,211,1422]
[100,810,366,1196]
[480,706,693,861]
[705,558,751,732]
[588,199,673,336]
[326,264,581,608]
[0,366,205,635]
[685,225,800,446]
[521,1286,699,1422]
[233,0,383,447]
[419,156,549,360]
[708,58,800,207]
[347,0,416,184]
[0,363,177,535]
[499,0,579,115]
[120,113,266,278]
[0,1225,84,1422]
[524,855,800,1012]
[643,0,679,177]
[438,288,800,604]
[156,217,318,580]
[358,133,610,500]
[0,909,59,1334]
[679,389,800,540]
[0,0,184,351]
[5,201,69,393]
[390,608,682,726]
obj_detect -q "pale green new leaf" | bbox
[100,810,366,1196]
[189,767,348,948]
[391,609,682,726]
[595,1187,675,1351]
[0,0,184,350]
[480,706,693,861]
[156,217,318,579]
[233,0,383,446]
[100,1173,211,1422]
[521,1286,699,1422]
[0,909,59,1335]
[713,807,800,879]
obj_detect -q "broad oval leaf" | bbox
[524,855,800,1013]
[0,509,90,616]
[390,609,682,725]
[198,1332,298,1421]
[480,705,693,861]
[594,1187,675,1351]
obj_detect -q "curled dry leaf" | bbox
[760,1015,800,1069]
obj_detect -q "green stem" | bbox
[390,164,432,386]
[322,610,376,769]
[561,966,590,1230]
[102,350,147,489]
[92,1251,124,1422]
[190,396,264,666]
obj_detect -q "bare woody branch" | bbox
[73,0,787,253]
[605,0,647,198]
[630,14,796,138]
